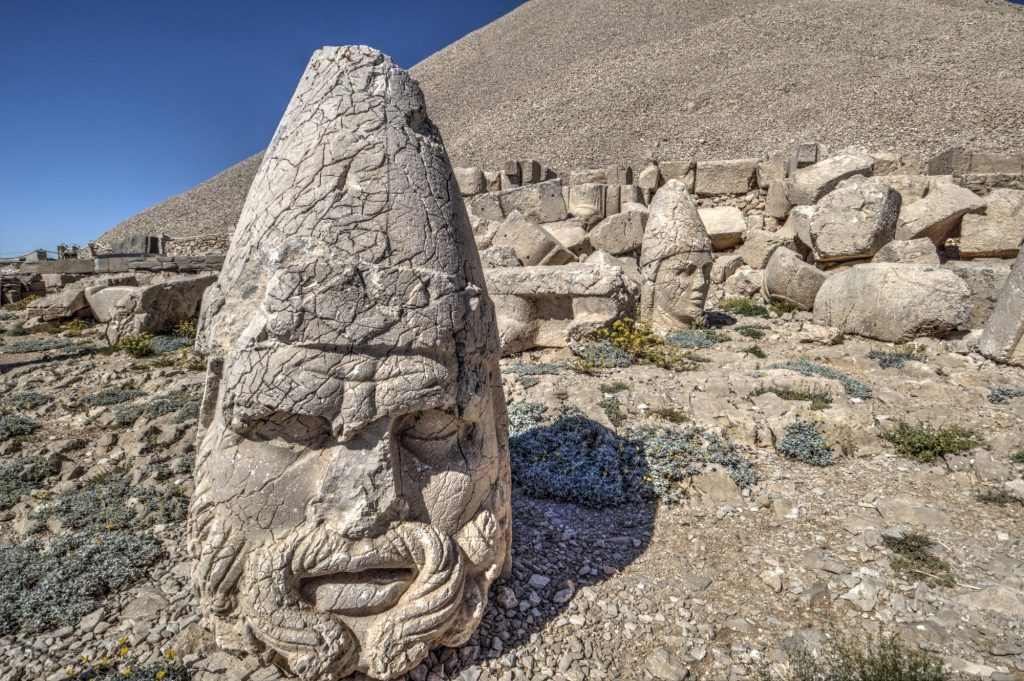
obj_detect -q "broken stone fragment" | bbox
[979,248,1024,366]
[806,176,901,263]
[958,188,1024,259]
[694,158,759,196]
[786,153,874,205]
[895,177,985,244]
[697,206,746,251]
[762,247,826,311]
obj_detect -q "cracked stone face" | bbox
[639,179,714,331]
[187,46,510,681]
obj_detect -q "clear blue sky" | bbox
[0,0,525,257]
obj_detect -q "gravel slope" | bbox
[96,0,1024,244]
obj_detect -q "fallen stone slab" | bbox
[806,176,901,263]
[737,229,798,269]
[491,210,576,266]
[105,273,216,343]
[467,178,568,223]
[26,288,90,321]
[895,177,985,244]
[762,247,826,311]
[589,211,646,256]
[544,218,592,257]
[871,238,939,265]
[958,188,1024,259]
[694,158,759,196]
[813,263,971,342]
[697,206,746,251]
[786,153,874,205]
[568,183,606,225]
[453,166,486,196]
[979,249,1024,366]
[485,262,638,354]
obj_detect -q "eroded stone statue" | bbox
[638,179,714,331]
[188,46,511,680]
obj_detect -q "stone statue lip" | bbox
[299,567,416,616]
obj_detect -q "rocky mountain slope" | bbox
[95,0,1024,246]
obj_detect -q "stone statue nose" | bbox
[312,417,410,539]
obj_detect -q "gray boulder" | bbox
[895,178,984,244]
[697,206,746,251]
[694,158,759,196]
[786,154,874,205]
[762,247,826,311]
[491,211,576,265]
[944,260,1012,329]
[589,211,647,256]
[104,274,216,343]
[806,176,901,263]
[959,188,1024,259]
[26,288,90,321]
[813,263,971,342]
[979,249,1024,366]
[467,178,567,223]
[872,238,939,265]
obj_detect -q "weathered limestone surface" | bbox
[189,47,511,681]
[979,249,1024,366]
[589,210,647,256]
[694,158,759,196]
[959,188,1024,259]
[467,179,567,224]
[103,274,216,343]
[944,260,1012,329]
[492,211,576,265]
[786,154,874,205]
[639,180,713,332]
[872,238,939,265]
[762,247,826,311]
[895,178,985,244]
[453,167,486,196]
[806,176,901,263]
[568,183,607,226]
[485,262,638,354]
[26,288,89,321]
[737,229,798,269]
[813,263,971,342]
[697,206,746,251]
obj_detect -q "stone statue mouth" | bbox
[298,567,416,616]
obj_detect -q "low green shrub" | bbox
[1,295,38,312]
[1012,451,1024,464]
[745,344,767,359]
[769,300,798,316]
[975,488,1023,506]
[1,338,73,354]
[771,359,872,399]
[117,333,153,358]
[884,422,982,463]
[172,319,197,339]
[0,455,59,511]
[777,420,834,466]
[0,530,162,635]
[82,388,146,408]
[719,296,769,318]
[736,324,768,339]
[751,386,831,410]
[599,381,629,394]
[504,362,562,388]
[3,392,53,411]
[149,335,193,354]
[596,318,699,371]
[0,413,37,441]
[6,321,28,336]
[868,344,924,369]
[665,328,730,349]
[598,395,626,428]
[988,386,1024,404]
[648,407,688,424]
[882,532,955,588]
[756,630,951,681]
[60,318,89,337]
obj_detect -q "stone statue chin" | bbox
[188,46,511,680]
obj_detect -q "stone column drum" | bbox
[188,46,511,680]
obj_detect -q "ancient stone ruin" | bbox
[188,46,510,680]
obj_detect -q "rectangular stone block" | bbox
[979,248,1024,366]
[695,158,759,196]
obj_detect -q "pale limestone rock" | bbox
[544,218,592,257]
[959,188,1024,259]
[604,184,621,216]
[697,206,746,251]
[979,248,1024,366]
[710,254,744,284]
[895,178,985,244]
[467,179,567,224]
[453,167,486,196]
[637,163,661,191]
[492,211,576,266]
[483,170,501,192]
[190,47,510,681]
[659,160,696,193]
[944,260,1012,329]
[694,158,759,196]
[520,159,542,184]
[587,250,642,284]
[786,154,874,205]
[762,247,826,311]
[806,176,901,263]
[639,180,714,331]
[485,262,638,354]
[723,266,763,298]
[568,183,606,226]
[606,165,633,185]
[871,238,939,265]
[104,274,215,344]
[26,288,89,321]
[589,211,647,256]
[813,263,971,342]
[756,154,786,191]
[569,168,607,185]
[84,285,136,323]
[883,174,931,201]
[737,229,797,269]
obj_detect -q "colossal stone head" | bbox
[638,179,714,331]
[188,46,511,680]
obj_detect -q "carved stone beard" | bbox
[189,458,507,680]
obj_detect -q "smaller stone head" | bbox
[638,179,714,331]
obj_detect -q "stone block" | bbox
[694,158,759,196]
[979,249,1024,366]
[895,178,985,244]
[786,154,874,205]
[959,188,1024,259]
[697,206,746,251]
[453,167,486,196]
